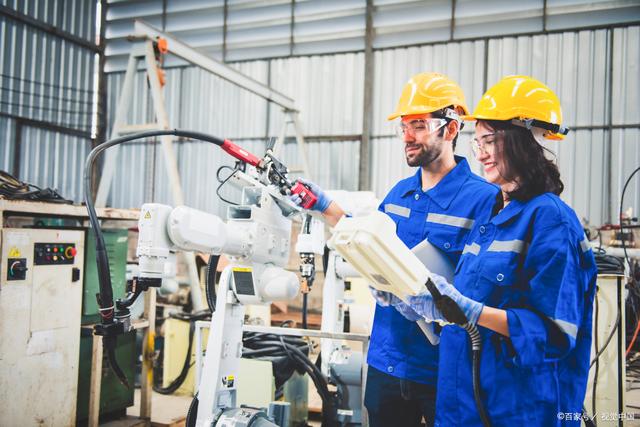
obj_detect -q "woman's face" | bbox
[473,121,512,188]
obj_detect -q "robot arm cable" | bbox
[425,279,491,427]
[84,129,226,387]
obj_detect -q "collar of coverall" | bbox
[489,196,528,226]
[400,155,471,210]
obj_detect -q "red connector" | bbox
[221,139,262,167]
[291,181,318,210]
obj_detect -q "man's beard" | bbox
[405,143,442,167]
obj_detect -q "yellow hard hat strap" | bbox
[511,118,569,136]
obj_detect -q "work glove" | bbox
[368,286,394,307]
[391,299,423,322]
[288,178,332,213]
[368,287,424,322]
[407,273,484,326]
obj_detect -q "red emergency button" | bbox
[65,247,77,258]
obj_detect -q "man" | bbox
[294,73,498,426]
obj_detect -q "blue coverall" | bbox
[365,156,498,425]
[435,193,597,426]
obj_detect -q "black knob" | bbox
[13,262,28,273]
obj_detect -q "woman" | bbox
[401,75,597,426]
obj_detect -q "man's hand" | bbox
[289,178,332,213]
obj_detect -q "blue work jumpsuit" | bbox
[435,193,597,426]
[365,156,498,425]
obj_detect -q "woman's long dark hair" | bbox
[482,120,564,201]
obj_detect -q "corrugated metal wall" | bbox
[19,127,90,201]
[100,1,640,227]
[104,0,640,70]
[0,0,97,202]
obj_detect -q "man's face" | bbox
[399,113,449,167]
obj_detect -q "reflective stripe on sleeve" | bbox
[426,213,475,229]
[384,204,410,218]
[553,318,578,339]
[580,236,592,253]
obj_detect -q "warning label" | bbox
[8,247,21,258]
[222,375,235,388]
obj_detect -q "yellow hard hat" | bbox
[387,72,470,121]
[463,75,569,140]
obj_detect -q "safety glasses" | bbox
[469,133,497,157]
[395,118,447,139]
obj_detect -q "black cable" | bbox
[620,166,640,273]
[329,364,350,426]
[105,336,130,388]
[241,330,337,426]
[84,129,226,387]
[0,170,73,203]
[186,392,198,427]
[590,308,620,369]
[153,311,210,395]
[215,165,241,205]
[302,293,308,329]
[205,255,220,313]
[594,248,625,274]
[582,406,597,427]
[592,288,599,420]
[585,247,625,388]
[425,278,491,427]
[465,324,490,427]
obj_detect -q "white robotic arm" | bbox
[135,202,299,306]
[133,183,304,427]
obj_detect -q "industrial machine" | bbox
[83,129,325,427]
[0,227,85,426]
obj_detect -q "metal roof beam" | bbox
[133,20,298,112]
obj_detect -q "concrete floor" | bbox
[97,384,640,427]
[100,390,191,427]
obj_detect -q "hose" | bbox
[84,129,226,388]
[186,392,198,427]
[104,335,130,388]
[302,293,308,329]
[619,166,640,273]
[425,278,491,427]
[464,324,490,427]
[206,255,220,313]
[153,311,210,395]
[242,330,337,426]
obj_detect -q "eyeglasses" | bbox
[469,133,497,157]
[396,118,447,139]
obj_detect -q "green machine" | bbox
[82,229,129,325]
[76,229,135,424]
